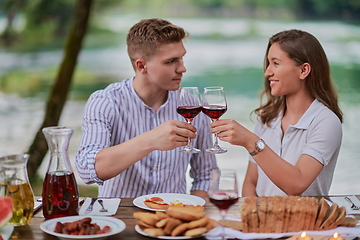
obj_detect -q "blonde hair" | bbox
[126,18,188,69]
[254,29,343,125]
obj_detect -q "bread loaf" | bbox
[240,196,358,233]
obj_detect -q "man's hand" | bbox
[95,120,198,180]
[147,120,197,151]
[191,190,208,199]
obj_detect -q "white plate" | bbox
[0,225,14,240]
[133,193,206,211]
[40,216,125,240]
[135,225,205,239]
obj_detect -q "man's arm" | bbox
[191,190,208,199]
[76,90,198,184]
[95,120,198,180]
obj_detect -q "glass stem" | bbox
[187,136,191,147]
[212,119,220,148]
[186,119,193,149]
[214,132,219,147]
[220,209,227,240]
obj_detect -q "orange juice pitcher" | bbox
[0,153,34,226]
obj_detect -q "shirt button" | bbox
[154,115,157,118]
[154,168,158,171]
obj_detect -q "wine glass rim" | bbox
[0,153,30,162]
[210,169,238,179]
[180,86,199,89]
[204,86,224,90]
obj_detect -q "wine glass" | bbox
[176,87,202,153]
[202,86,228,154]
[209,169,239,240]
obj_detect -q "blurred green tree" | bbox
[0,0,28,46]
[26,0,93,181]
[0,0,121,50]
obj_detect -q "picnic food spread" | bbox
[0,197,12,229]
[221,196,358,233]
[143,197,169,210]
[53,217,111,235]
[143,197,192,210]
[134,205,218,237]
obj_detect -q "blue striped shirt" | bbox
[75,78,218,198]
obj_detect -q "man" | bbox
[75,18,217,198]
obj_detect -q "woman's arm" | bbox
[211,119,324,196]
[242,161,258,197]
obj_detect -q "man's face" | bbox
[144,41,187,91]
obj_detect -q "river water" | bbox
[0,18,360,195]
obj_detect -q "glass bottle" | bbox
[0,153,34,226]
[42,126,79,219]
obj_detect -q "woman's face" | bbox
[264,42,304,97]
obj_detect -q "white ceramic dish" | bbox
[0,225,14,240]
[40,216,125,240]
[133,193,206,211]
[135,225,205,239]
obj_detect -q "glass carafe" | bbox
[42,126,79,219]
[0,153,34,226]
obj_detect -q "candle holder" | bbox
[295,232,313,240]
[329,232,344,240]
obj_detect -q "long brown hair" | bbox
[254,29,343,125]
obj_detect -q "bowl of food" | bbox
[40,216,126,240]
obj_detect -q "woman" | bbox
[211,29,343,196]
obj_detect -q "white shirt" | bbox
[76,78,217,198]
[251,99,342,196]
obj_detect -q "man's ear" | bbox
[135,59,147,74]
[300,62,311,80]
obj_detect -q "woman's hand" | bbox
[210,119,258,151]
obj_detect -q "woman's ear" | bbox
[300,62,311,80]
[135,59,147,74]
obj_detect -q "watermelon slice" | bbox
[0,197,12,229]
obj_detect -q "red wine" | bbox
[177,106,202,119]
[202,105,227,120]
[42,171,79,219]
[209,192,238,210]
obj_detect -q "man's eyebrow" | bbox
[165,54,186,61]
[165,57,177,61]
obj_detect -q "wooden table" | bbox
[9,196,360,240]
[11,198,234,240]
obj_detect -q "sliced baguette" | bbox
[327,206,346,230]
[259,196,267,233]
[240,200,249,233]
[274,196,285,233]
[265,196,275,233]
[248,197,259,232]
[287,197,301,232]
[339,217,359,227]
[306,197,319,230]
[296,197,307,232]
[281,196,292,233]
[319,203,339,230]
[314,198,329,230]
